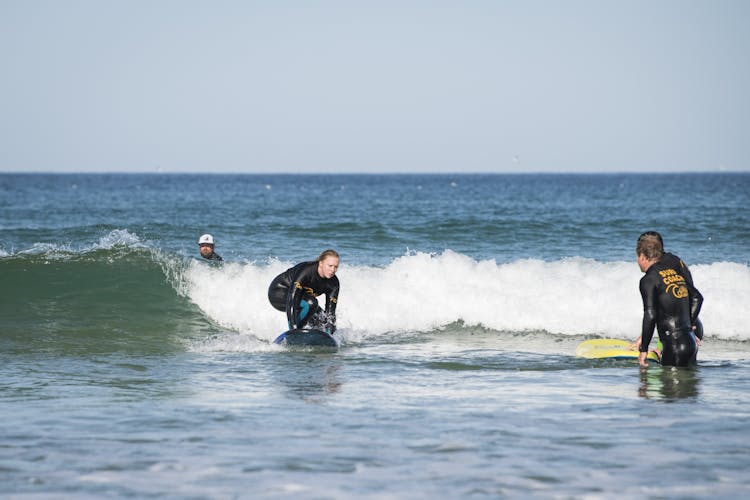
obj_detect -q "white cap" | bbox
[198,234,214,245]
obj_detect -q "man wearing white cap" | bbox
[198,234,223,261]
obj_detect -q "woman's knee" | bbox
[268,284,287,311]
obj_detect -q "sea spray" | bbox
[179,250,750,345]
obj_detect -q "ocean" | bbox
[1,172,749,498]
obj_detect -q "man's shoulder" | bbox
[662,252,688,269]
[641,266,660,284]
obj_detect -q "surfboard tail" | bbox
[576,339,660,362]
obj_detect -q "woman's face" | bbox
[317,256,339,279]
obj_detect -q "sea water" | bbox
[1,173,749,498]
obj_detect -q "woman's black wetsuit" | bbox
[268,261,339,331]
[639,258,703,366]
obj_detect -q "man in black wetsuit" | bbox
[636,236,703,367]
[268,249,340,333]
[632,231,704,348]
[198,234,223,261]
[645,231,704,341]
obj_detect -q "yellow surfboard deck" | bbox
[576,339,660,362]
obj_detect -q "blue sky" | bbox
[1,0,748,173]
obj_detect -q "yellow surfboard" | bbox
[576,339,660,362]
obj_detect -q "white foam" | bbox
[691,262,750,340]
[183,258,292,342]
[93,228,144,249]
[180,251,750,345]
[11,229,146,257]
[18,241,74,256]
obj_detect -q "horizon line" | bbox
[1,169,748,176]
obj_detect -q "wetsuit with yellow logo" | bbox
[661,251,703,340]
[268,261,339,332]
[639,259,703,366]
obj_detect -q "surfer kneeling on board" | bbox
[268,249,340,334]
[635,234,703,368]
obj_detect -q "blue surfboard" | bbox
[273,328,338,348]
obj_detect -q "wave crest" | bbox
[181,250,750,342]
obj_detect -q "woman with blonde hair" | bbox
[268,250,340,333]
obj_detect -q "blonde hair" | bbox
[317,249,340,262]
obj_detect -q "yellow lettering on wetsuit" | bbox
[294,281,318,296]
[667,283,689,298]
[659,268,688,298]
[659,269,688,299]
[659,268,678,279]
[662,275,685,285]
[659,268,685,286]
